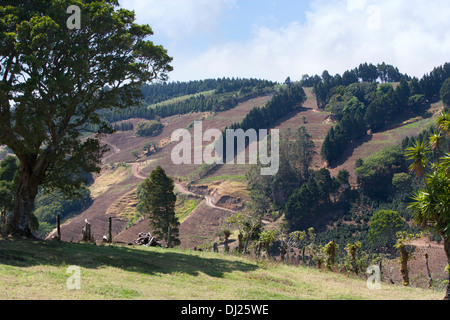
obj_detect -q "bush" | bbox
[135,120,163,137]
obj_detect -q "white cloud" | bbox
[176,0,450,82]
[119,0,236,39]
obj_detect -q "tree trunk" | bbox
[167,225,171,248]
[280,246,287,263]
[243,232,252,254]
[400,246,410,286]
[7,166,40,238]
[444,239,450,300]
[238,233,243,253]
[224,231,230,253]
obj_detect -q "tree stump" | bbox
[81,219,94,243]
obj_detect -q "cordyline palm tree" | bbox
[436,109,450,139]
[429,132,443,163]
[405,139,430,180]
[407,110,450,300]
[436,109,450,152]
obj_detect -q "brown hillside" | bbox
[48,95,273,246]
[50,89,445,252]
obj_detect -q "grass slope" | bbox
[0,238,443,300]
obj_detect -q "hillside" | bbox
[40,77,450,295]
[48,93,274,245]
[48,84,445,247]
[0,237,443,300]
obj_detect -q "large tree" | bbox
[140,165,179,247]
[0,0,172,237]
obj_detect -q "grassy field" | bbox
[0,237,444,300]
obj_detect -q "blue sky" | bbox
[119,0,450,83]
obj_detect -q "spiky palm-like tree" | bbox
[407,112,450,300]
[430,132,443,163]
[405,139,430,179]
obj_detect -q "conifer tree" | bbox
[140,166,179,247]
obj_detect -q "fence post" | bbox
[108,217,112,243]
[57,214,61,241]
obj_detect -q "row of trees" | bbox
[229,84,307,132]
[101,82,277,124]
[113,122,134,132]
[305,62,407,108]
[140,77,276,105]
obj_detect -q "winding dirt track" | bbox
[128,160,236,214]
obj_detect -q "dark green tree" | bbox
[440,77,450,109]
[0,156,18,230]
[368,210,406,250]
[0,0,172,237]
[140,166,179,247]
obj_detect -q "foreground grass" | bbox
[0,238,443,300]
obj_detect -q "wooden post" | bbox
[425,252,433,288]
[56,214,61,241]
[108,217,112,243]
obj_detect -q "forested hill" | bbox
[140,77,277,105]
[304,62,450,165]
[97,77,278,124]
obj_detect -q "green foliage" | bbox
[131,150,140,159]
[440,77,450,108]
[139,166,179,247]
[392,173,413,200]
[33,187,92,225]
[102,78,276,123]
[323,240,338,269]
[355,145,406,199]
[232,83,306,132]
[344,241,362,274]
[135,120,164,137]
[284,168,340,230]
[368,210,406,250]
[407,111,450,293]
[246,127,315,209]
[319,64,450,165]
[0,0,172,236]
[113,122,134,132]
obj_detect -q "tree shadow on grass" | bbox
[0,238,258,278]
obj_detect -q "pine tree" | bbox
[140,166,179,247]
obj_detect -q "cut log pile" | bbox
[134,232,162,247]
